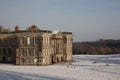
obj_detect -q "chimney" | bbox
[15,25,20,31]
[31,25,37,31]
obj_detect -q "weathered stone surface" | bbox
[0,25,72,65]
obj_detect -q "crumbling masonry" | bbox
[0,25,72,65]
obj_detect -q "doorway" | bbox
[2,57,5,62]
[51,56,54,64]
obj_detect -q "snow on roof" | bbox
[52,30,60,34]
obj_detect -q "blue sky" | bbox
[0,0,120,41]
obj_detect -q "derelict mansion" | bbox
[0,25,73,65]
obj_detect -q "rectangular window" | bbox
[20,58,24,64]
[34,58,37,63]
[48,38,49,44]
[33,48,36,56]
[27,37,30,44]
[19,48,24,56]
[20,38,23,45]
[0,48,1,56]
[42,58,45,63]
[34,48,38,56]
[26,48,30,56]
[8,48,11,57]
[43,37,45,44]
[26,58,30,64]
[3,48,6,56]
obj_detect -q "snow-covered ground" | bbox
[0,54,120,80]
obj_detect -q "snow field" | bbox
[0,54,120,80]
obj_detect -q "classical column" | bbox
[59,39,61,53]
[48,37,50,44]
[55,39,56,54]
[43,37,45,44]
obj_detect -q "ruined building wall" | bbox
[0,25,72,65]
[15,33,42,65]
[0,34,16,63]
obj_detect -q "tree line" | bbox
[73,39,120,55]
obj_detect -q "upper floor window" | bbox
[47,37,50,44]
[27,37,30,44]
[20,38,23,45]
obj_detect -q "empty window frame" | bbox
[34,48,38,56]
[26,48,30,56]
[27,37,30,45]
[19,48,24,56]
[20,58,24,64]
[8,48,11,57]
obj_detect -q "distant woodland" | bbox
[73,39,120,55]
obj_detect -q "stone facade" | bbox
[0,25,73,65]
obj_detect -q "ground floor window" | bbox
[8,48,11,57]
[8,57,11,61]
[26,58,30,64]
[20,58,24,64]
[19,48,24,56]
[34,58,37,64]
[0,48,1,56]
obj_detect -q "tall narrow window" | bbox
[48,38,49,44]
[34,58,37,63]
[26,48,30,56]
[27,37,30,44]
[43,37,45,44]
[33,48,36,56]
[3,48,6,56]
[20,58,24,64]
[0,48,1,56]
[8,48,11,57]
[20,38,24,45]
[26,58,30,64]
[19,48,24,56]
[34,48,38,56]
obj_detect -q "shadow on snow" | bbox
[0,70,71,80]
